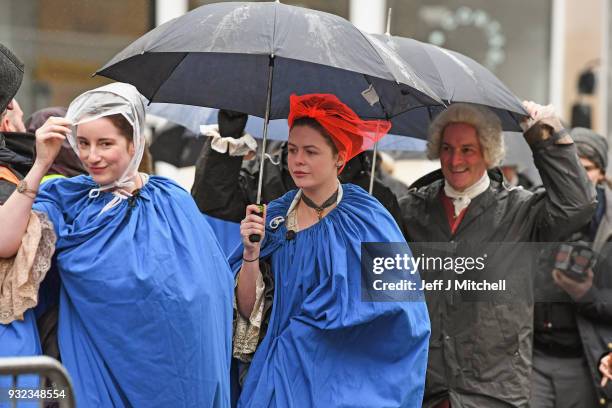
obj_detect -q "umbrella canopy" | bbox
[372,34,527,131]
[146,103,427,152]
[97,1,442,138]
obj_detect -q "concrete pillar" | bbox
[349,0,386,34]
[549,0,565,116]
[155,0,188,27]
[555,0,606,134]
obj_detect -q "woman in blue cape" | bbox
[232,93,431,407]
[0,83,233,407]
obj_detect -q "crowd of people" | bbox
[0,35,611,408]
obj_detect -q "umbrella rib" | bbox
[353,29,396,81]
[147,52,190,104]
[420,44,452,102]
[360,32,442,105]
[359,103,438,121]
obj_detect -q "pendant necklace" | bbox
[301,189,339,220]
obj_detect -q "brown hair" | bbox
[106,113,133,142]
[138,142,153,174]
[290,117,338,155]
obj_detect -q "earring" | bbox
[336,163,343,168]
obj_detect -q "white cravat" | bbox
[444,172,490,217]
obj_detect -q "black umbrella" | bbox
[97,2,443,207]
[97,2,441,125]
[361,29,528,194]
[372,33,528,131]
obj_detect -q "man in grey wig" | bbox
[400,102,596,408]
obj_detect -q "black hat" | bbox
[0,44,24,114]
[571,127,609,172]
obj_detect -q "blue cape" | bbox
[33,175,233,408]
[0,313,40,358]
[0,311,41,408]
[203,214,241,257]
[229,184,431,408]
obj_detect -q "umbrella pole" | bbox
[371,2,390,196]
[368,141,378,194]
[256,56,275,204]
[249,55,274,243]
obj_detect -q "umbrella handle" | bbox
[248,204,265,242]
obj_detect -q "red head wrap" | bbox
[287,94,392,173]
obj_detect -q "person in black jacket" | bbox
[1,99,35,178]
[0,43,26,204]
[191,109,404,228]
[531,127,612,407]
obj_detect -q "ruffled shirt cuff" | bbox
[200,125,258,157]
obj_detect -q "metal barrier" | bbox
[0,356,74,408]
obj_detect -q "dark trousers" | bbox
[530,348,601,408]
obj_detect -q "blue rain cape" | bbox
[32,175,233,408]
[229,183,431,408]
[203,214,241,257]
[0,312,41,358]
[0,311,41,408]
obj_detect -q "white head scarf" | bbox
[65,82,146,213]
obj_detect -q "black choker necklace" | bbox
[301,189,338,220]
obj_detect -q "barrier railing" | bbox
[0,356,74,408]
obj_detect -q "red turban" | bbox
[287,94,392,173]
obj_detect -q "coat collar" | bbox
[409,167,511,238]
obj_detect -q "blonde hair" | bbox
[427,103,505,168]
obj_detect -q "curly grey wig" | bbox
[427,103,505,168]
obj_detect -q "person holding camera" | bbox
[531,127,612,407]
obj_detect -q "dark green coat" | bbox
[400,136,596,408]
